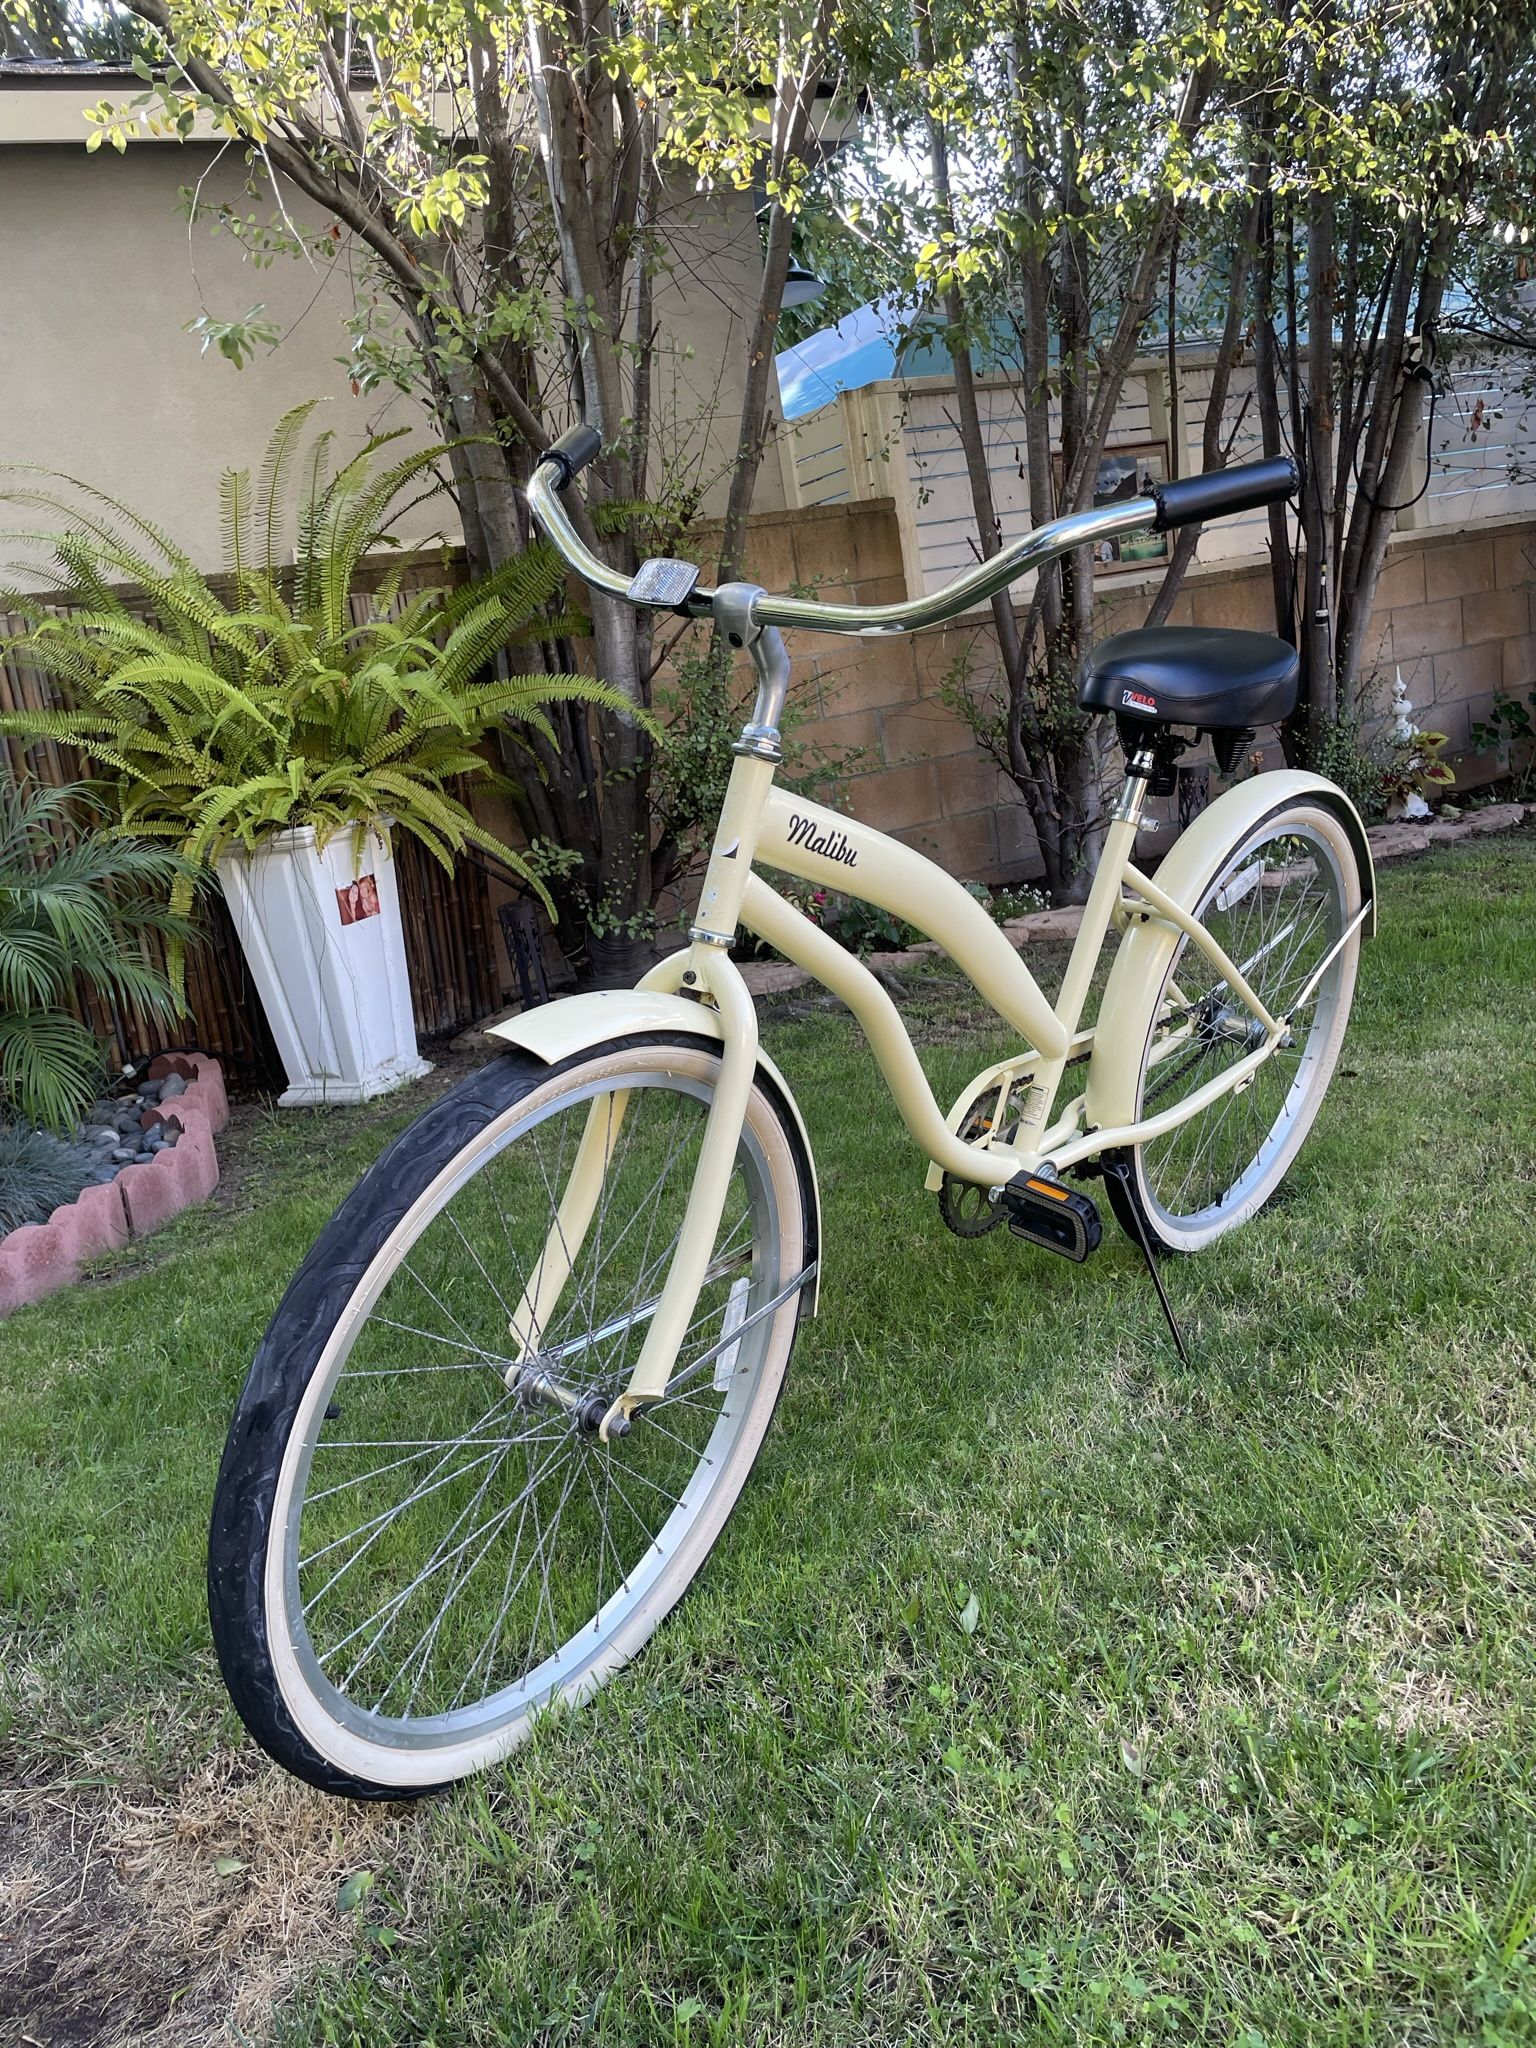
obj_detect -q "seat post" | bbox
[1112,747,1158,827]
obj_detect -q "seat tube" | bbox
[1054,758,1152,1035]
[1013,759,1152,1162]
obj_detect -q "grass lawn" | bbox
[4,834,1536,2048]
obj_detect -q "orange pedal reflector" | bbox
[999,1174,1102,1262]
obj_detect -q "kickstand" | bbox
[1100,1157,1191,1366]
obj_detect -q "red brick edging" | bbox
[0,1054,229,1319]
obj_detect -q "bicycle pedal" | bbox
[999,1173,1102,1262]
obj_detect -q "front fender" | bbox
[1085,771,1374,1135]
[488,990,820,1314]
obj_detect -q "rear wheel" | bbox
[209,1034,814,1798]
[1105,800,1362,1255]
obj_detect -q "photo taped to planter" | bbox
[336,875,382,926]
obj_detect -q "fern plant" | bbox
[0,776,196,1132]
[0,401,640,902]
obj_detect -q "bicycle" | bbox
[209,430,1373,1797]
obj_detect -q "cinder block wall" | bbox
[711,500,1536,886]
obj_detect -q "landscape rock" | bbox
[158,1074,188,1101]
[1463,802,1527,838]
[115,1108,218,1239]
[739,960,810,996]
[1365,822,1432,861]
[1003,905,1086,946]
[448,1004,522,1052]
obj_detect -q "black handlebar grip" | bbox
[1149,455,1298,533]
[540,422,603,490]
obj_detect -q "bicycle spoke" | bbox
[1137,820,1352,1232]
[272,1055,795,1754]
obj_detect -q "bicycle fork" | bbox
[503,946,761,1440]
[508,600,789,1440]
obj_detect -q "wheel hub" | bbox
[513,1364,630,1437]
[1205,1003,1268,1050]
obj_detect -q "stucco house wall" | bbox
[0,73,788,584]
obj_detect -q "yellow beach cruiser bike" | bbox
[210,431,1373,1797]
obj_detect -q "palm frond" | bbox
[0,1006,103,1134]
[0,774,196,1127]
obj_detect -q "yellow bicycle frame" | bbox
[495,739,1373,1432]
[503,462,1375,1434]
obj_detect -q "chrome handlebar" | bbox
[749,498,1159,635]
[524,465,638,608]
[526,445,1297,638]
[524,463,1159,640]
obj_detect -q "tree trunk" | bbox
[1253,184,1297,655]
[1335,225,1455,715]
[717,1,831,582]
[921,2,1099,902]
[1300,170,1338,759]
[1146,189,1260,627]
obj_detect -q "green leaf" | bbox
[336,1869,375,1913]
[957,1591,981,1635]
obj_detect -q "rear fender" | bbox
[1085,771,1374,1135]
[489,991,820,1314]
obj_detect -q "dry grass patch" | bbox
[1,1746,424,2047]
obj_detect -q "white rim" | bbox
[261,1047,805,1788]
[1134,806,1361,1252]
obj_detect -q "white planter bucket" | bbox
[216,824,431,1107]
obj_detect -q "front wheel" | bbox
[1105,798,1363,1255]
[209,1033,814,1799]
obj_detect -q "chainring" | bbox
[938,1091,1009,1238]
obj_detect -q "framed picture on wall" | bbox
[1053,440,1170,573]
